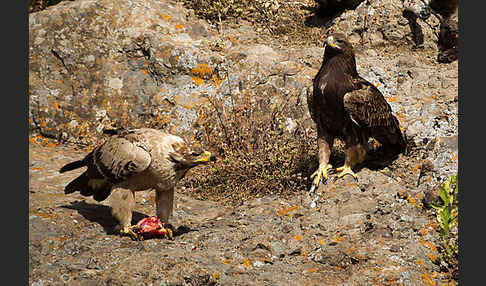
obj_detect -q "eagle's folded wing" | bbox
[343,81,398,129]
[93,136,152,183]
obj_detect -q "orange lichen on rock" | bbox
[419,228,429,236]
[421,272,437,286]
[277,205,299,216]
[161,14,171,22]
[333,236,345,242]
[427,253,437,261]
[413,164,420,173]
[191,63,213,79]
[396,112,406,121]
[424,241,437,252]
[303,267,318,274]
[192,77,204,86]
[415,257,425,267]
[242,258,251,268]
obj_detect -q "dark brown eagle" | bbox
[59,128,216,239]
[437,17,458,63]
[307,33,406,189]
[402,0,459,63]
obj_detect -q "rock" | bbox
[423,183,441,206]
[310,244,348,267]
[28,0,312,146]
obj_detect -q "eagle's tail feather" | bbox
[372,121,407,157]
[64,172,92,195]
[64,173,113,202]
[381,126,407,156]
[59,160,86,173]
[93,186,113,202]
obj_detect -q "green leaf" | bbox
[439,185,449,205]
[430,202,443,209]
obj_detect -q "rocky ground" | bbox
[30,140,455,286]
[29,0,458,285]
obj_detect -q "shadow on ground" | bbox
[303,0,365,28]
[60,200,147,235]
[61,200,199,238]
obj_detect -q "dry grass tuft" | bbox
[177,0,328,46]
[181,90,318,206]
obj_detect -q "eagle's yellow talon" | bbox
[166,228,174,239]
[311,164,333,187]
[120,225,142,241]
[336,165,357,179]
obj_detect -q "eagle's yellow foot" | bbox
[120,225,142,241]
[335,165,358,180]
[166,227,174,240]
[310,164,333,187]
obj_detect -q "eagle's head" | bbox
[324,33,353,55]
[322,33,357,74]
[168,137,217,179]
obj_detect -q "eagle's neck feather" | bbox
[322,52,358,77]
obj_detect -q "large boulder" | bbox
[29,0,314,146]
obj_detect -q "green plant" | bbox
[430,175,458,275]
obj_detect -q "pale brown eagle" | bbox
[59,128,216,239]
[307,33,406,189]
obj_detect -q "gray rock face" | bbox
[28,0,312,147]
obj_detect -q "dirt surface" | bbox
[29,140,455,285]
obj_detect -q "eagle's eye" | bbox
[190,151,201,157]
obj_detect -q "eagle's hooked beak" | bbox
[325,36,338,48]
[194,151,217,163]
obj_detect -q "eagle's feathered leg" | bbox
[110,188,140,240]
[154,187,174,239]
[336,142,367,180]
[310,127,334,189]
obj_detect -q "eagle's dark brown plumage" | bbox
[60,128,216,239]
[437,18,458,63]
[429,0,458,20]
[307,33,406,188]
[402,0,459,63]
